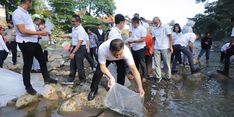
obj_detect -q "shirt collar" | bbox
[18,6,28,14]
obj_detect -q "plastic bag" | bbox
[104,83,145,117]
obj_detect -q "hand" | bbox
[87,48,90,53]
[169,47,173,53]
[149,47,154,55]
[137,87,145,97]
[40,31,48,36]
[69,53,75,59]
[205,42,209,44]
[108,77,116,88]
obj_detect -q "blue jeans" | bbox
[172,45,195,72]
[198,49,210,60]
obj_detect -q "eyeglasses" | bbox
[71,20,76,23]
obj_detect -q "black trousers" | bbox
[90,47,98,63]
[224,45,234,74]
[220,51,225,63]
[90,60,126,92]
[6,41,17,64]
[18,42,50,89]
[69,45,87,81]
[132,48,147,78]
[85,50,95,69]
[0,50,8,68]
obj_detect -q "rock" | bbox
[185,72,206,81]
[60,86,74,100]
[59,98,81,112]
[59,86,107,112]
[48,59,64,69]
[16,94,39,108]
[48,55,62,62]
[171,74,183,81]
[41,84,58,100]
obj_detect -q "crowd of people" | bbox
[0,0,234,102]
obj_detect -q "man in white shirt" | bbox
[60,14,88,85]
[217,17,234,77]
[108,14,125,40]
[128,17,147,78]
[12,0,57,95]
[152,16,173,82]
[172,33,200,74]
[88,39,145,101]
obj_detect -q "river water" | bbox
[1,41,234,117]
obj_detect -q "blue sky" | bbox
[114,0,214,26]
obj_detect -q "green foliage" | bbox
[77,0,116,16]
[194,0,234,40]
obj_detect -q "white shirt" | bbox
[98,39,135,65]
[221,43,230,52]
[130,25,147,51]
[108,27,122,40]
[172,32,183,45]
[98,29,103,35]
[174,33,197,47]
[0,36,9,52]
[142,21,149,29]
[152,24,172,49]
[231,27,234,37]
[12,6,38,43]
[69,25,87,46]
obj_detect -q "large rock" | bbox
[41,84,59,100]
[60,86,74,100]
[185,72,206,81]
[48,54,63,62]
[16,94,39,108]
[59,86,107,112]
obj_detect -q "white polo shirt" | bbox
[174,33,197,47]
[172,32,183,45]
[0,35,9,52]
[98,39,135,65]
[152,24,172,49]
[108,27,122,40]
[221,43,230,52]
[130,25,147,51]
[231,27,234,37]
[69,25,87,46]
[12,6,38,43]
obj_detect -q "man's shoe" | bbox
[61,77,75,85]
[31,69,41,73]
[26,87,37,95]
[217,70,228,77]
[45,78,57,84]
[87,90,97,101]
[191,69,200,74]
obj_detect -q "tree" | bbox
[193,0,234,40]
[77,0,116,17]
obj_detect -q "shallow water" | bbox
[1,41,234,117]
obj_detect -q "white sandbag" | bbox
[104,83,145,117]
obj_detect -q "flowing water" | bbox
[1,41,234,117]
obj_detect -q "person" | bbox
[220,42,230,63]
[4,22,17,65]
[84,30,96,72]
[217,37,234,77]
[171,23,182,64]
[172,32,200,74]
[12,0,57,95]
[151,16,173,82]
[60,14,87,85]
[87,28,98,63]
[127,17,147,79]
[94,24,105,46]
[197,32,212,66]
[145,28,153,77]
[108,14,125,40]
[87,39,145,101]
[31,17,42,73]
[0,26,9,68]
